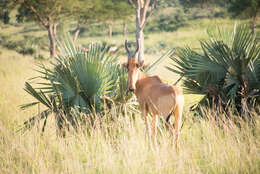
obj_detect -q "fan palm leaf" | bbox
[168,24,260,116]
[21,34,124,134]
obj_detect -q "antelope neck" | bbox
[135,70,148,93]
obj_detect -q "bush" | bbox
[20,35,132,135]
[0,34,48,56]
[168,24,260,117]
[2,40,36,55]
[34,54,46,60]
[145,8,187,32]
[17,47,35,55]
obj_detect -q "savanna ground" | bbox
[0,16,260,173]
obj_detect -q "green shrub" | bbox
[145,8,187,33]
[17,47,35,55]
[34,54,46,60]
[20,35,132,135]
[168,24,260,116]
[0,34,47,55]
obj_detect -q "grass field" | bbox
[0,17,260,173]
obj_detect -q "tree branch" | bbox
[136,0,142,25]
[140,0,157,29]
[53,5,62,24]
[137,0,142,8]
[128,0,136,8]
[144,0,150,10]
[140,0,150,27]
[24,2,49,28]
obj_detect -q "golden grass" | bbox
[0,49,260,174]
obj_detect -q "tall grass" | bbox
[0,108,259,173]
[0,52,259,174]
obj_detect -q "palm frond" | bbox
[145,49,175,74]
[18,109,51,132]
[21,33,125,133]
[24,82,52,109]
[168,24,260,115]
[20,101,40,110]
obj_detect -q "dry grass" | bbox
[0,17,259,173]
[0,48,260,174]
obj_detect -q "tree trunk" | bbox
[251,14,258,34]
[200,0,206,8]
[47,23,57,57]
[136,24,145,62]
[130,0,157,63]
[108,23,113,37]
[73,27,81,42]
[123,22,127,36]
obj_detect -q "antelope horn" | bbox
[125,39,130,57]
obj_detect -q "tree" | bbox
[228,0,260,33]
[72,0,134,40]
[101,0,134,37]
[179,0,216,9]
[15,0,79,57]
[0,0,10,24]
[129,0,157,62]
[116,0,135,36]
[72,0,100,41]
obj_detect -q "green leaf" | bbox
[168,24,260,114]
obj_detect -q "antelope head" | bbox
[122,39,144,92]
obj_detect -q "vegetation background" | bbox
[0,0,259,173]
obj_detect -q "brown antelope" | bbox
[122,40,184,147]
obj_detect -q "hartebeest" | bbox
[123,40,184,147]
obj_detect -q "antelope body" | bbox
[123,40,184,147]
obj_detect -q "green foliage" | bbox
[145,1,229,33]
[157,0,179,7]
[228,0,260,19]
[168,24,260,116]
[16,0,77,24]
[70,0,134,39]
[20,34,131,134]
[71,0,100,26]
[179,0,228,9]
[0,0,10,24]
[16,4,31,23]
[2,11,10,24]
[73,0,133,24]
[95,0,134,22]
[145,8,187,32]
[0,34,48,55]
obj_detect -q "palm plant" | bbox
[20,33,176,134]
[167,24,260,116]
[20,35,131,135]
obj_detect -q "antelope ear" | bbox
[122,63,128,68]
[137,60,144,68]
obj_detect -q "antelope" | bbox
[122,40,184,147]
